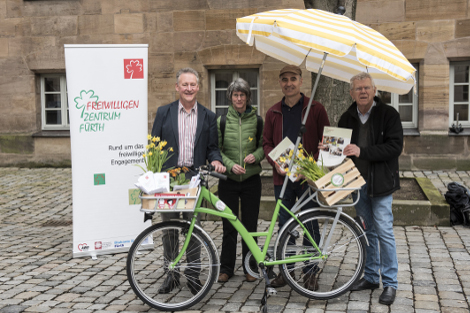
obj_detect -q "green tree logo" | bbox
[74,90,99,118]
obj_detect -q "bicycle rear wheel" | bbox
[127,221,218,311]
[276,211,366,300]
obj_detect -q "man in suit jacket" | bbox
[151,67,225,295]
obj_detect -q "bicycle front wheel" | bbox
[276,211,366,300]
[127,221,218,311]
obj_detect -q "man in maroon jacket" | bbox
[263,64,330,290]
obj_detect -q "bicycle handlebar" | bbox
[199,165,227,181]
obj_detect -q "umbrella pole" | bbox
[278,52,328,200]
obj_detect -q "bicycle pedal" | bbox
[267,287,277,296]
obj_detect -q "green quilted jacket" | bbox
[217,105,265,182]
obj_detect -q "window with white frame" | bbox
[210,69,259,117]
[450,61,470,127]
[380,65,419,129]
[41,74,69,130]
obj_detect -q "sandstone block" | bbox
[30,16,78,37]
[9,94,36,114]
[455,19,470,38]
[201,30,232,49]
[150,77,176,94]
[206,9,258,31]
[6,0,23,18]
[150,0,209,11]
[25,45,65,71]
[406,0,467,21]
[114,33,150,44]
[173,11,205,32]
[78,15,114,35]
[0,113,36,133]
[356,0,405,24]
[0,58,32,78]
[393,40,428,61]
[149,32,174,54]
[0,1,5,19]
[156,12,173,33]
[370,22,416,40]
[0,38,8,58]
[34,137,71,156]
[404,134,465,155]
[174,51,200,69]
[443,38,470,59]
[101,0,149,14]
[238,44,266,64]
[148,53,174,74]
[79,0,101,15]
[114,14,144,34]
[145,13,158,33]
[416,20,454,43]
[0,18,19,36]
[23,0,80,17]
[419,107,449,130]
[15,19,31,37]
[0,134,34,154]
[173,31,204,52]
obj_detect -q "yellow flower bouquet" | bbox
[137,135,174,173]
[293,147,326,183]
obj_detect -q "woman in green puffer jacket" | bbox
[216,78,265,283]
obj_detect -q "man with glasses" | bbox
[339,72,403,305]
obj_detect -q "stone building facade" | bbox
[0,0,469,169]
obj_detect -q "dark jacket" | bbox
[151,100,223,171]
[338,96,403,197]
[217,105,265,182]
[263,94,330,185]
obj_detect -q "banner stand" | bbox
[65,44,150,258]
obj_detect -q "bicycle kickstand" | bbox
[259,264,277,313]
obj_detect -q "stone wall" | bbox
[1,0,470,169]
[0,0,308,166]
[356,0,470,170]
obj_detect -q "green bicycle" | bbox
[126,165,368,312]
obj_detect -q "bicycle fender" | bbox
[273,208,369,258]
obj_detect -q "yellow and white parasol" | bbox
[236,9,416,95]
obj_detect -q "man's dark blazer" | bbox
[151,100,223,171]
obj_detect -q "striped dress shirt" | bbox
[177,101,198,167]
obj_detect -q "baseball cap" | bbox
[279,64,302,77]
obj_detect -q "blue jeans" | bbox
[353,184,398,289]
[274,180,320,273]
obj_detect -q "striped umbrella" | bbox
[236,8,416,95]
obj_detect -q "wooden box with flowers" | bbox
[307,159,365,206]
[136,135,199,212]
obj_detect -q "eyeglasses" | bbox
[354,86,373,92]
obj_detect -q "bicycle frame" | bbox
[169,183,323,270]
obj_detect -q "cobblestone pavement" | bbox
[1,168,470,313]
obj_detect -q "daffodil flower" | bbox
[147,134,152,140]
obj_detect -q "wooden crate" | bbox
[308,159,365,206]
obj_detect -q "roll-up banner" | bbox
[65,44,150,258]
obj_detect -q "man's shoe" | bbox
[350,278,380,291]
[270,271,294,288]
[379,287,396,305]
[246,273,257,282]
[218,273,229,283]
[158,274,180,294]
[303,272,319,291]
[187,278,202,295]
